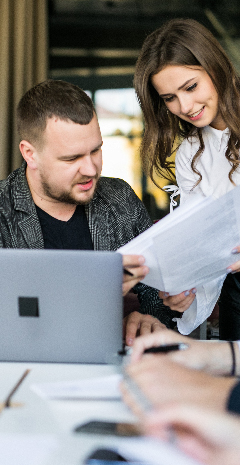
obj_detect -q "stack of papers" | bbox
[118,186,240,294]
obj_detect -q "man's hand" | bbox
[159,289,196,312]
[122,255,149,296]
[123,311,166,347]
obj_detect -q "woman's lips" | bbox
[188,106,205,121]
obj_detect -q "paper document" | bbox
[118,186,240,294]
[31,374,122,400]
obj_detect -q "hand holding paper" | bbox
[118,186,240,295]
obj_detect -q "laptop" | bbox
[0,249,123,363]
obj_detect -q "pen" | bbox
[123,370,178,445]
[143,343,189,354]
[4,369,30,408]
[123,371,153,412]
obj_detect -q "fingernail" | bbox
[163,292,169,297]
[232,248,239,254]
[184,291,190,296]
[226,267,232,274]
[138,256,145,264]
[192,288,197,294]
[128,339,133,346]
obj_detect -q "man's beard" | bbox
[40,176,99,206]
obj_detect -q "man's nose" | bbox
[79,155,97,176]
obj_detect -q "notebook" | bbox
[0,249,123,363]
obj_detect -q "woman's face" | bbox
[151,65,226,130]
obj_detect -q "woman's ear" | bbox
[19,140,38,169]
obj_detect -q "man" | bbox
[0,79,175,344]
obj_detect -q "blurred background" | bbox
[1,0,240,220]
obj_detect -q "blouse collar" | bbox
[203,125,229,152]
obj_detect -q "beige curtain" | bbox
[0,0,48,179]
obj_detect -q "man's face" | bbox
[34,114,103,205]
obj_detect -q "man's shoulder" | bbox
[0,167,21,194]
[0,163,28,206]
[98,176,132,189]
[97,176,136,199]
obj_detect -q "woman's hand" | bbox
[127,329,240,375]
[159,289,196,312]
[227,246,240,274]
[121,356,236,416]
[141,404,240,465]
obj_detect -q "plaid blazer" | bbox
[0,162,175,326]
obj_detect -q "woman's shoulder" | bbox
[177,131,200,153]
[176,135,197,166]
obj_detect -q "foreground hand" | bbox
[122,255,149,296]
[227,245,240,274]
[128,330,240,375]
[123,311,166,347]
[159,289,196,312]
[121,357,237,416]
[142,404,240,465]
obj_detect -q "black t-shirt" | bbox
[36,205,94,250]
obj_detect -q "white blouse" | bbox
[172,125,240,334]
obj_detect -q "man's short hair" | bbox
[17,80,95,149]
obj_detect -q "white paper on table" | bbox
[0,434,58,465]
[118,185,240,294]
[31,374,122,400]
[114,437,201,465]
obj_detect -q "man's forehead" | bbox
[42,115,102,151]
[45,115,99,132]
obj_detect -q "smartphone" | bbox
[84,447,147,465]
[84,447,127,464]
[74,420,140,437]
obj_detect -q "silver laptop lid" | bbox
[0,249,123,363]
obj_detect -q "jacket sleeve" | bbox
[123,183,178,328]
[132,282,178,328]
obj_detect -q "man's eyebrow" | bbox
[91,141,103,152]
[159,78,197,97]
[57,141,103,160]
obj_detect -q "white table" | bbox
[0,361,135,465]
[0,362,201,465]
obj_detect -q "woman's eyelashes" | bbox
[164,95,174,102]
[163,82,198,103]
[186,82,197,92]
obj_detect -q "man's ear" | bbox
[19,140,38,169]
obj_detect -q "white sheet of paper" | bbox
[0,434,58,465]
[119,186,240,294]
[31,374,122,400]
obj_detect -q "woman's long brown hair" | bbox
[134,18,240,188]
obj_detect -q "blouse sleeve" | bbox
[173,141,225,335]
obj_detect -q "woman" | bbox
[134,18,240,339]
